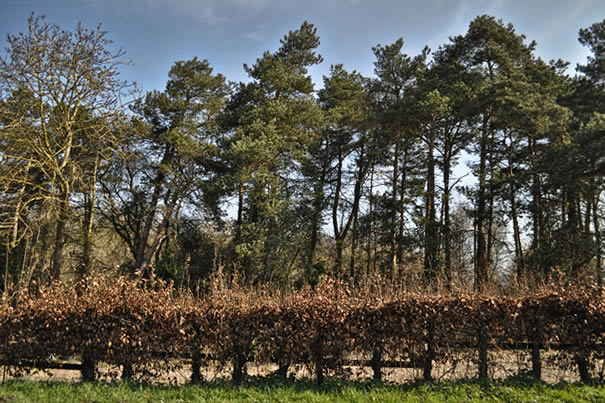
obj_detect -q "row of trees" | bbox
[1,14,604,293]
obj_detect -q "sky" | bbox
[1,0,603,94]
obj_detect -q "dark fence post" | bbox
[576,352,591,382]
[191,349,202,384]
[81,351,96,382]
[371,347,382,381]
[424,325,434,381]
[121,362,133,381]
[277,357,289,379]
[313,338,324,385]
[478,325,488,380]
[232,348,247,385]
[530,326,541,380]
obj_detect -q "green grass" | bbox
[0,377,603,402]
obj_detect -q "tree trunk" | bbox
[529,137,543,275]
[366,168,375,276]
[424,125,438,284]
[397,148,409,267]
[390,137,400,276]
[442,153,452,287]
[349,146,366,281]
[593,195,602,286]
[475,115,489,292]
[51,209,67,282]
[511,191,524,280]
[134,146,170,271]
[308,138,330,275]
[81,156,100,277]
[333,151,344,272]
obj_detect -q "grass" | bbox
[0,377,603,402]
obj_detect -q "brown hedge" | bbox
[0,276,603,384]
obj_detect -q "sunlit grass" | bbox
[0,377,603,402]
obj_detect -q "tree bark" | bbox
[51,207,67,282]
[390,137,400,276]
[475,114,490,292]
[593,195,602,286]
[424,123,438,284]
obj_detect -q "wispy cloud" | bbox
[432,1,470,45]
[535,0,597,44]
[86,0,271,25]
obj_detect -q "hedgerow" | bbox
[0,275,603,384]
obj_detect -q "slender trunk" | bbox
[350,200,359,281]
[390,137,400,276]
[81,157,100,277]
[584,197,592,234]
[51,203,68,282]
[487,193,494,267]
[10,172,28,248]
[135,146,171,271]
[568,190,580,277]
[333,151,344,272]
[529,138,543,273]
[308,181,323,270]
[424,125,437,284]
[235,180,244,243]
[366,168,375,276]
[593,195,602,285]
[511,191,524,279]
[3,239,9,295]
[486,129,496,271]
[308,138,330,272]
[138,192,179,271]
[475,114,489,292]
[397,147,409,268]
[443,152,452,287]
[349,145,366,280]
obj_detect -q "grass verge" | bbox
[0,377,603,402]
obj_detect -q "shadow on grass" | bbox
[1,374,601,395]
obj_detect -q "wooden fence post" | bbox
[191,349,202,384]
[371,347,382,381]
[478,325,488,380]
[530,325,541,380]
[424,325,434,381]
[81,351,96,382]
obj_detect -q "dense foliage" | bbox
[0,276,603,384]
[1,14,604,291]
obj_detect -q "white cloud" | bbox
[86,0,271,25]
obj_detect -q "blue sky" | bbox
[1,0,603,93]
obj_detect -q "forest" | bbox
[1,13,604,294]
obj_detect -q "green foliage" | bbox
[224,22,324,283]
[1,13,605,295]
